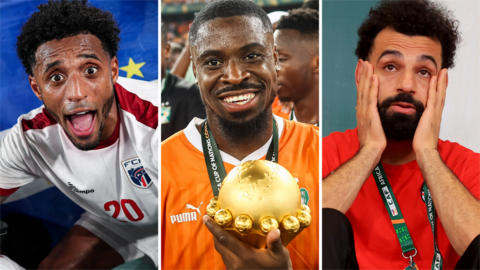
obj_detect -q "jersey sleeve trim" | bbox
[21,108,58,131]
[115,83,158,129]
[0,187,19,196]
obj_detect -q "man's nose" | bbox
[220,59,250,85]
[66,74,88,102]
[397,70,416,93]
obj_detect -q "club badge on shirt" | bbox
[122,157,153,189]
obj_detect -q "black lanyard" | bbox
[201,118,279,196]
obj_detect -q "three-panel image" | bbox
[0,0,478,269]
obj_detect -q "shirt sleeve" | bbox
[0,126,39,194]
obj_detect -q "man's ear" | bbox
[111,56,119,85]
[355,59,364,88]
[312,55,319,74]
[29,75,42,101]
[165,43,171,59]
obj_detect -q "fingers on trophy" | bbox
[206,160,312,248]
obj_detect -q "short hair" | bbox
[276,8,319,40]
[17,0,121,76]
[189,0,272,46]
[301,0,319,11]
[355,0,460,69]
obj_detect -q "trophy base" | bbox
[225,228,304,248]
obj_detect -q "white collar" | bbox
[183,114,285,166]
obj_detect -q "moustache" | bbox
[214,81,265,96]
[378,93,425,113]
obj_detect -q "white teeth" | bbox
[224,93,256,104]
[76,111,88,115]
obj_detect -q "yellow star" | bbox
[119,58,146,78]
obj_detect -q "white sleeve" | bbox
[0,256,26,270]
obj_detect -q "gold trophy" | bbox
[206,160,312,248]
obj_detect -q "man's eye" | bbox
[245,53,259,60]
[206,60,221,66]
[86,67,98,75]
[279,58,287,62]
[50,74,63,82]
[385,64,396,71]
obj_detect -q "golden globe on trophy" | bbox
[206,160,312,248]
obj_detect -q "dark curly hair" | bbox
[189,0,272,46]
[17,0,120,76]
[355,0,460,69]
[301,0,319,11]
[276,8,319,39]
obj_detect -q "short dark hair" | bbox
[189,0,272,46]
[355,0,460,69]
[17,0,121,76]
[276,8,319,40]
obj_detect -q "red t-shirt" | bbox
[323,128,480,269]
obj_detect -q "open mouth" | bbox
[66,110,97,137]
[219,91,260,113]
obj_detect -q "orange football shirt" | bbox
[272,96,290,120]
[161,117,319,269]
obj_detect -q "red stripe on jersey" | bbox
[94,114,120,150]
[115,83,158,129]
[21,108,58,131]
[0,187,19,196]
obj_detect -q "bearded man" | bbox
[322,0,480,269]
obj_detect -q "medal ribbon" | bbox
[201,117,279,196]
[373,163,443,270]
[423,182,443,270]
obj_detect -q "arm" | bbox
[170,40,191,79]
[413,69,480,256]
[322,61,386,213]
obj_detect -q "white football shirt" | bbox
[0,77,158,228]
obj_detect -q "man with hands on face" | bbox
[322,0,480,269]
[161,0,319,269]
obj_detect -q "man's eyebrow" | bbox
[198,50,222,59]
[239,42,266,51]
[377,50,403,64]
[80,53,102,62]
[417,54,437,70]
[44,60,62,76]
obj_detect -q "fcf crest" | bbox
[122,157,152,189]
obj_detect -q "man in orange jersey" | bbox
[161,0,319,269]
[322,0,479,269]
[273,8,319,126]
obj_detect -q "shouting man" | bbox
[322,0,480,269]
[161,0,319,269]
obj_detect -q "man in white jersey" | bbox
[0,0,158,268]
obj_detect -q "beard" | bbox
[378,93,425,141]
[211,88,276,149]
[44,87,116,151]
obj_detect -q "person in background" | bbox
[273,8,319,125]
[166,42,185,72]
[161,23,206,141]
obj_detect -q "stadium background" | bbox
[323,0,480,153]
[0,0,157,268]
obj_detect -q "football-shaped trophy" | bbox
[206,160,311,248]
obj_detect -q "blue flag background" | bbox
[0,0,158,260]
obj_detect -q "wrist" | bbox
[358,145,384,165]
[415,148,440,167]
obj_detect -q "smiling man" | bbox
[322,0,480,269]
[161,0,319,269]
[0,0,158,268]
[273,8,319,125]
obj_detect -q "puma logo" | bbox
[186,202,203,215]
